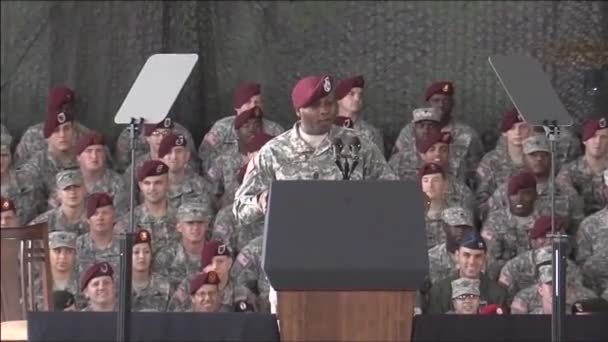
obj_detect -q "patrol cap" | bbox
[291,75,333,110]
[49,231,77,250]
[143,118,174,137]
[55,169,83,190]
[80,261,114,292]
[412,107,442,123]
[158,133,187,159]
[507,172,537,196]
[425,81,454,101]
[137,160,169,182]
[582,117,607,141]
[0,197,16,213]
[234,106,263,130]
[416,130,452,154]
[233,81,261,109]
[451,278,480,298]
[190,271,220,295]
[200,240,232,271]
[534,246,553,266]
[538,264,553,284]
[459,230,487,251]
[177,202,214,223]
[76,131,105,155]
[523,134,550,154]
[334,75,364,101]
[441,207,474,227]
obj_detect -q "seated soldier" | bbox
[392,81,484,184]
[74,131,128,216]
[18,108,80,208]
[153,202,213,290]
[29,170,89,236]
[445,278,481,314]
[80,261,116,312]
[158,133,216,209]
[557,118,608,216]
[498,216,582,300]
[482,172,546,278]
[576,169,608,295]
[231,235,271,312]
[476,108,532,218]
[427,230,508,314]
[207,131,274,209]
[198,81,285,174]
[487,134,585,230]
[117,160,178,253]
[76,193,121,275]
[35,231,80,309]
[14,86,90,166]
[189,271,223,313]
[426,207,476,286]
[131,229,171,312]
[333,75,384,153]
[166,240,234,312]
[1,132,44,223]
[0,197,19,228]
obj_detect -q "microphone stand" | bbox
[116,117,141,342]
[543,121,568,342]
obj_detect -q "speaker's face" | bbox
[297,96,337,135]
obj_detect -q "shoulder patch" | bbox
[237,253,250,267]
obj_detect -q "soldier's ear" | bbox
[295,109,301,119]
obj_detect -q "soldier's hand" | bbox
[258,191,269,212]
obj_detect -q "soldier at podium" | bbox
[233,74,396,225]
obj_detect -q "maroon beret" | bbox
[418,162,445,178]
[501,108,525,133]
[80,261,113,292]
[334,75,364,101]
[233,82,261,109]
[1,197,16,213]
[334,116,354,128]
[133,228,152,246]
[529,215,566,240]
[416,130,452,153]
[158,134,187,159]
[425,81,454,101]
[43,109,74,138]
[86,192,114,218]
[76,131,105,155]
[137,160,169,182]
[479,304,508,315]
[234,106,264,130]
[200,240,232,271]
[246,133,274,154]
[190,271,220,295]
[507,172,537,196]
[144,118,174,137]
[581,117,608,141]
[291,75,333,110]
[48,86,75,113]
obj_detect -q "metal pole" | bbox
[545,123,567,342]
[116,118,139,342]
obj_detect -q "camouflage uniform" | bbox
[14,121,90,166]
[82,169,129,216]
[233,123,397,225]
[475,143,528,218]
[75,232,121,276]
[132,273,171,312]
[351,118,384,155]
[17,149,79,204]
[167,170,217,210]
[576,207,608,294]
[230,236,271,312]
[198,115,285,174]
[424,211,446,250]
[393,120,484,183]
[511,280,598,314]
[166,273,234,312]
[115,121,197,173]
[1,169,45,224]
[153,242,202,291]
[206,148,249,206]
[427,243,458,285]
[117,203,179,253]
[557,157,608,216]
[211,204,238,248]
[29,208,89,236]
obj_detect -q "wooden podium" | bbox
[263,181,428,342]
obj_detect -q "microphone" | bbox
[348,136,361,176]
[332,137,345,177]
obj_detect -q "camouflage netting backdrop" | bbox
[1,1,607,153]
